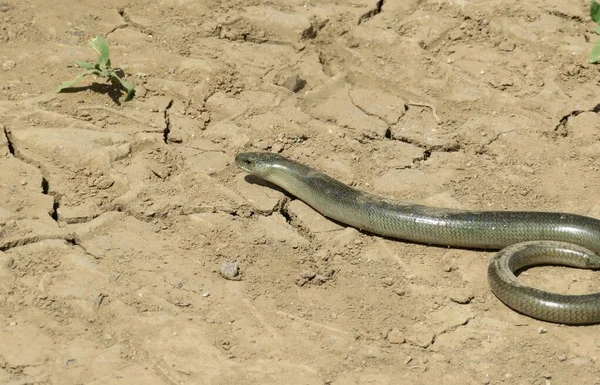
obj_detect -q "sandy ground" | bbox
[1,0,600,384]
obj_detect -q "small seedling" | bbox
[589,0,600,63]
[55,36,135,101]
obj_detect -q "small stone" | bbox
[271,142,284,153]
[498,41,516,52]
[301,270,316,280]
[449,290,474,304]
[504,373,513,379]
[95,176,114,190]
[2,60,16,71]
[538,327,548,334]
[313,275,328,284]
[134,85,147,98]
[320,267,335,278]
[65,358,77,368]
[443,264,457,272]
[167,133,183,144]
[448,30,464,41]
[219,261,240,280]
[386,328,405,344]
[558,354,567,362]
[381,277,395,286]
[0,255,14,270]
[148,162,170,179]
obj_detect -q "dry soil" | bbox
[1,0,600,384]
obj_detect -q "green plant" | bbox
[55,36,135,101]
[590,0,600,63]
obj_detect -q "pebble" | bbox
[134,85,147,98]
[94,176,114,190]
[443,264,457,272]
[386,328,405,344]
[558,354,567,362]
[449,290,474,304]
[448,30,464,41]
[538,327,548,334]
[498,41,516,52]
[2,60,16,71]
[0,254,14,270]
[147,162,169,179]
[219,261,240,280]
[271,142,284,153]
[300,270,317,280]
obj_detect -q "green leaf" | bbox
[54,72,94,93]
[74,60,97,70]
[88,36,111,69]
[589,41,600,63]
[592,0,600,24]
[111,74,135,101]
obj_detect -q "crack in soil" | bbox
[0,233,80,252]
[429,316,473,347]
[3,124,15,155]
[554,104,600,137]
[106,7,153,37]
[163,99,174,144]
[301,18,329,40]
[347,90,403,128]
[358,0,384,25]
[4,126,62,223]
[554,109,585,137]
[41,176,60,223]
[384,130,461,165]
[278,199,293,225]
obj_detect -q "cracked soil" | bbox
[1,0,600,384]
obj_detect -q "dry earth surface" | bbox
[1,0,600,384]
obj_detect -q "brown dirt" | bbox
[1,0,600,384]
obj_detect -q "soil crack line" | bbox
[406,101,441,124]
[347,90,401,127]
[384,132,460,165]
[106,8,152,37]
[163,99,174,143]
[483,128,518,146]
[3,124,15,155]
[358,0,384,25]
[430,316,473,347]
[0,233,80,252]
[553,104,600,137]
[4,126,62,223]
[554,109,585,137]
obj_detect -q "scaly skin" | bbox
[236,152,600,324]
